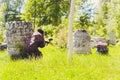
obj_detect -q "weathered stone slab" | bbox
[94,37,106,43]
[5,21,34,55]
[108,32,116,45]
[91,37,107,48]
[73,30,91,54]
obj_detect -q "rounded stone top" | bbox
[6,21,33,30]
[74,30,87,35]
[73,29,91,40]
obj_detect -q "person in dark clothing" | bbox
[24,29,45,58]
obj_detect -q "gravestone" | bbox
[73,30,91,54]
[108,32,116,45]
[94,37,106,43]
[91,37,107,47]
[96,42,108,54]
[5,21,33,57]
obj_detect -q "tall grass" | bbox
[0,45,120,80]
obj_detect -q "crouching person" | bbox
[24,29,45,58]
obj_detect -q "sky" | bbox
[78,0,100,14]
[77,0,100,22]
[88,0,99,4]
[88,0,100,6]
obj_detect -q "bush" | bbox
[0,28,5,42]
[42,25,56,38]
[53,25,68,48]
[41,19,69,48]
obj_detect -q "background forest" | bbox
[0,0,120,47]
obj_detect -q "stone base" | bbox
[0,43,7,50]
[74,47,91,54]
[96,42,108,54]
[10,53,29,60]
[6,21,33,57]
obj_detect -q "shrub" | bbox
[0,28,5,42]
[53,25,68,48]
[42,25,56,38]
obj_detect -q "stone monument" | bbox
[5,21,33,58]
[108,31,116,45]
[73,30,91,54]
[91,37,107,47]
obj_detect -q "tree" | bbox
[77,0,95,29]
[93,0,109,36]
[106,0,120,38]
[21,0,70,27]
[5,0,24,22]
[0,0,8,26]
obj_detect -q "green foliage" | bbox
[0,2,7,26]
[0,0,120,48]
[43,24,68,48]
[40,18,69,48]
[54,26,68,48]
[106,0,120,38]
[4,0,24,22]
[7,14,21,22]
[76,0,95,29]
[95,1,108,27]
[96,25,107,37]
[1,45,120,80]
[0,27,5,42]
[42,25,56,37]
[14,43,29,60]
[21,0,70,26]
[52,18,68,48]
[0,35,4,42]
[92,0,120,38]
[0,33,3,42]
[78,14,91,28]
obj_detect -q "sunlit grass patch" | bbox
[0,45,120,80]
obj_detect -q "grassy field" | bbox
[0,45,120,80]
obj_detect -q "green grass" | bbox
[0,45,120,80]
